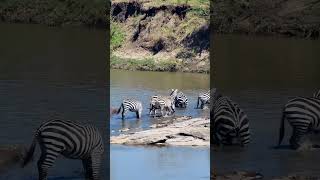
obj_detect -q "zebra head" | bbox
[313,90,320,99]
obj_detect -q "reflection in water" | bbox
[212,35,320,178]
[111,145,210,180]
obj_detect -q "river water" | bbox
[212,34,320,178]
[0,23,107,179]
[110,70,210,180]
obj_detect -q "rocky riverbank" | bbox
[111,0,210,73]
[111,116,210,146]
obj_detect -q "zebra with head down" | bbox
[278,90,320,150]
[211,88,250,146]
[197,90,210,109]
[149,89,178,117]
[22,119,104,180]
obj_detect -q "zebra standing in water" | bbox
[278,94,320,149]
[173,90,188,108]
[22,119,104,180]
[116,99,143,119]
[197,90,210,109]
[149,89,178,117]
[212,93,250,146]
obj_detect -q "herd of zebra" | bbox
[114,88,320,150]
[114,89,211,119]
[211,88,320,150]
[19,88,320,180]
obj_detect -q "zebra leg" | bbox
[87,151,103,180]
[37,151,59,180]
[196,97,200,108]
[121,109,126,120]
[290,128,307,150]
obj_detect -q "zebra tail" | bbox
[116,104,123,114]
[278,108,286,147]
[22,134,37,168]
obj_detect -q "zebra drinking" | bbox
[173,90,188,108]
[22,119,104,180]
[149,89,178,117]
[116,99,143,119]
[212,95,250,146]
[197,90,210,109]
[278,96,320,149]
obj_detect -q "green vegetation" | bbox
[111,56,180,72]
[111,20,126,50]
[112,0,209,10]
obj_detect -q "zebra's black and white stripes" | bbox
[197,90,210,109]
[149,89,178,116]
[212,95,250,146]
[116,99,143,119]
[22,119,104,180]
[278,96,320,149]
[173,90,188,108]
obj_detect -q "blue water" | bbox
[110,70,210,180]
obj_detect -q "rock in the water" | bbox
[111,117,209,146]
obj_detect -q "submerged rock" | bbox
[111,117,209,146]
[0,145,26,174]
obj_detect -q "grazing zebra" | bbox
[116,99,143,119]
[278,96,320,149]
[22,119,104,180]
[212,96,250,146]
[197,90,210,109]
[171,90,188,108]
[149,89,178,116]
[313,90,320,99]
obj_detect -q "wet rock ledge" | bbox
[111,116,210,146]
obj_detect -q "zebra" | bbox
[197,90,210,109]
[212,95,250,146]
[116,99,143,119]
[173,90,188,108]
[22,119,104,180]
[149,89,178,117]
[313,90,320,99]
[278,96,320,149]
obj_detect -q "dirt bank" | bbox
[212,0,320,39]
[111,116,210,146]
[111,1,210,73]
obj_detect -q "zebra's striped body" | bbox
[197,90,210,109]
[278,97,320,149]
[117,99,143,119]
[174,91,188,108]
[149,89,178,117]
[22,119,104,180]
[212,96,250,146]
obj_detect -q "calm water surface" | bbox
[212,34,320,178]
[110,70,210,180]
[0,23,107,179]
